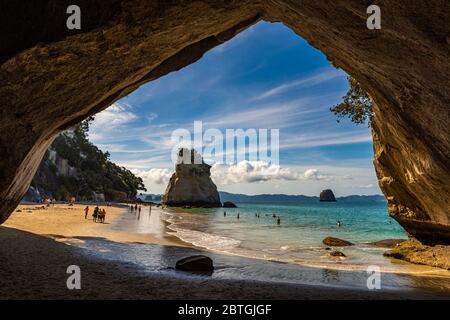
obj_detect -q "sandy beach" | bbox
[5,203,186,247]
[1,203,449,300]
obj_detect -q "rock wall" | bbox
[0,1,449,243]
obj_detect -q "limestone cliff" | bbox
[162,149,221,207]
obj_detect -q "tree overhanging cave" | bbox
[0,0,449,244]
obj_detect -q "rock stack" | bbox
[162,149,221,207]
[320,189,337,202]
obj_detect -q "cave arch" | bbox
[1,1,449,244]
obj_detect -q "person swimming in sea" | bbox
[337,220,342,227]
[277,217,281,225]
[273,214,276,218]
[237,212,240,220]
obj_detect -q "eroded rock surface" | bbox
[323,237,354,247]
[384,239,450,270]
[0,1,449,244]
[369,239,406,248]
[162,149,221,207]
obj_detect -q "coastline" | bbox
[6,203,189,248]
[1,203,449,299]
[161,206,450,277]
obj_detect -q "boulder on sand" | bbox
[323,237,354,246]
[175,255,214,272]
[330,250,346,257]
[223,201,237,208]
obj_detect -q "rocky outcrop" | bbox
[330,251,346,257]
[384,239,450,270]
[162,149,221,207]
[0,1,449,245]
[323,237,354,247]
[175,255,214,272]
[223,201,237,208]
[369,239,406,248]
[320,189,336,202]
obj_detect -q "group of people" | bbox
[129,204,143,213]
[224,211,281,225]
[129,203,153,213]
[84,206,107,223]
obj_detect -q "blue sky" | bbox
[89,22,380,196]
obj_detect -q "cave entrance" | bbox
[2,2,449,247]
[22,22,410,258]
[11,20,417,275]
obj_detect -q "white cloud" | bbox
[131,168,173,185]
[253,68,346,101]
[303,168,331,181]
[210,162,336,185]
[89,103,138,142]
[211,161,300,184]
[147,112,158,122]
[280,131,372,149]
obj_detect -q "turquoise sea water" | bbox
[162,201,413,271]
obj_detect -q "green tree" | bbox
[330,76,373,126]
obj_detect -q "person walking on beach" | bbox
[135,204,138,211]
[224,211,226,217]
[93,206,99,222]
[100,208,106,223]
[138,206,141,214]
[84,206,89,219]
[277,217,281,225]
[237,212,240,220]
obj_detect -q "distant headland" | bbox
[141,191,386,204]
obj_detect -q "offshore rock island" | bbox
[320,189,337,202]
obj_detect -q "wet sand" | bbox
[1,203,449,299]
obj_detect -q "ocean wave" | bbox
[166,224,242,252]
